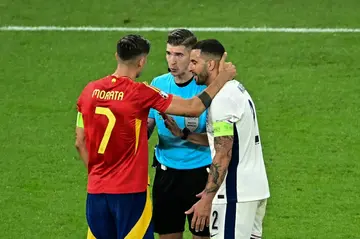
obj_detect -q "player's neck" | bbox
[174,71,194,84]
[112,65,137,81]
[205,74,217,86]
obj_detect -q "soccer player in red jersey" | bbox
[75,34,236,239]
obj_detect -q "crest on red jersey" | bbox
[159,91,169,99]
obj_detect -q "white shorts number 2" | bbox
[210,199,267,239]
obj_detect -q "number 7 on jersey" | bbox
[95,107,116,154]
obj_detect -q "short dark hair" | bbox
[167,29,197,48]
[192,39,225,59]
[117,34,150,61]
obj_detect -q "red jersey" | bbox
[77,75,173,194]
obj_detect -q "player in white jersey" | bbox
[183,39,270,239]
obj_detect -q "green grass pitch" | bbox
[0,0,359,238]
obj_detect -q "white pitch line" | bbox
[1,26,360,33]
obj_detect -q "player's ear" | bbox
[207,59,216,71]
[115,52,120,61]
[138,55,147,68]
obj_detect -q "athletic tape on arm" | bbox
[213,121,233,137]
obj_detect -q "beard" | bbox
[194,67,209,85]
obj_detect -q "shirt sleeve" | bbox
[76,112,84,128]
[76,93,84,128]
[76,94,83,113]
[137,82,173,113]
[76,82,92,113]
[76,82,92,128]
[210,96,241,137]
[148,79,157,119]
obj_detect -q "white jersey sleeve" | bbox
[209,96,241,125]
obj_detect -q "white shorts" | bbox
[209,199,267,239]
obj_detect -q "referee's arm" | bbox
[185,133,208,146]
[163,116,208,146]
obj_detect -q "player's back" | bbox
[208,80,270,203]
[77,75,155,194]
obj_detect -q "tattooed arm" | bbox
[203,135,234,200]
[184,120,237,232]
[185,133,234,232]
[184,99,239,232]
[185,133,234,231]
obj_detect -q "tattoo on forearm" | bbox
[204,136,234,195]
[205,163,224,193]
[214,136,233,158]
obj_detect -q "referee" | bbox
[147,29,211,239]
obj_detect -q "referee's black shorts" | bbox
[152,156,210,236]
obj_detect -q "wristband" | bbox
[181,127,191,140]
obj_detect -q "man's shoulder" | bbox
[92,74,112,84]
[151,73,173,86]
[137,81,160,92]
[79,80,96,97]
[211,80,246,109]
[223,79,240,91]
[82,75,112,89]
[188,79,207,90]
[78,75,132,101]
[214,80,238,99]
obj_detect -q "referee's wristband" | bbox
[181,127,191,140]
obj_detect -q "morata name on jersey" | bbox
[92,89,124,101]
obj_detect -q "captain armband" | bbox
[197,91,212,109]
[213,121,234,137]
[76,112,84,128]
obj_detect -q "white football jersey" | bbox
[206,80,270,204]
